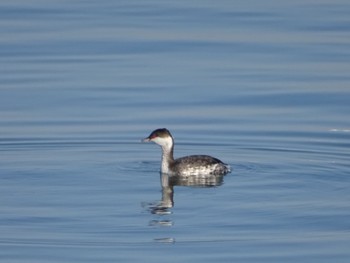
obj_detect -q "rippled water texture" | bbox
[1,0,350,262]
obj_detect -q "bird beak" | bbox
[142,137,151,143]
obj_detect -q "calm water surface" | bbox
[1,0,350,262]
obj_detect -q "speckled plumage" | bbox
[143,128,231,176]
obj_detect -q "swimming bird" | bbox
[142,128,231,176]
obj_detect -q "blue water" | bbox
[1,0,350,262]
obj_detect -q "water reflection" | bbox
[148,173,225,215]
[146,173,225,243]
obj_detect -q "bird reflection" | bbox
[145,173,225,243]
[147,173,225,215]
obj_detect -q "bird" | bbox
[142,128,231,176]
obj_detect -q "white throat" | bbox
[152,136,174,174]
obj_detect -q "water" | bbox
[1,0,350,262]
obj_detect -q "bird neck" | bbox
[160,140,174,174]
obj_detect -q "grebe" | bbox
[142,128,231,176]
